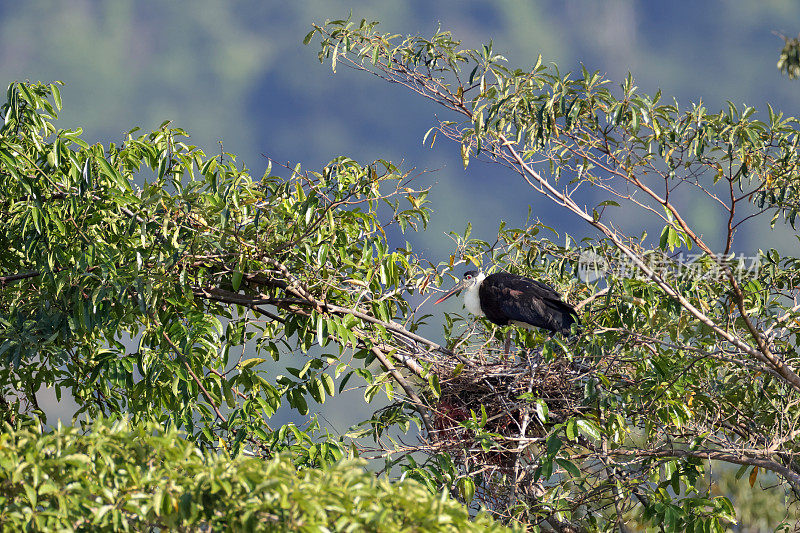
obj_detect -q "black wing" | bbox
[479,272,579,334]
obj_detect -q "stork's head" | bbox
[434,270,482,304]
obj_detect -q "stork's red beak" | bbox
[434,280,466,304]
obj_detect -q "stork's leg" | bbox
[503,331,512,358]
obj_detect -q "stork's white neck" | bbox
[464,272,486,317]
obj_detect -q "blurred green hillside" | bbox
[2,1,798,254]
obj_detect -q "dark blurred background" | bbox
[3,1,798,252]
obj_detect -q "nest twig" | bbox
[431,350,590,464]
[407,337,616,519]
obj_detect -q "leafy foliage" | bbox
[5,12,800,530]
[778,33,800,80]
[0,79,488,529]
[0,79,436,458]
[308,16,800,530]
[0,417,513,531]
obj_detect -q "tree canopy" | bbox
[2,14,800,532]
[0,417,513,531]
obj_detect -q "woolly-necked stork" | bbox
[434,270,580,335]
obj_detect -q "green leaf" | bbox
[457,477,475,502]
[659,225,670,251]
[157,152,169,179]
[668,226,680,250]
[339,371,353,394]
[309,379,325,403]
[364,383,381,403]
[332,41,339,73]
[576,419,602,441]
[734,463,749,481]
[97,155,130,191]
[428,373,441,398]
[63,453,91,465]
[317,243,329,266]
[240,358,265,370]
[566,419,578,442]
[546,436,562,457]
[24,483,37,507]
[371,43,380,65]
[535,399,549,423]
[555,458,581,478]
[321,373,335,397]
[317,315,328,346]
[50,83,62,110]
[292,390,309,415]
[232,269,243,291]
[18,82,35,106]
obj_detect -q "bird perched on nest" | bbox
[434,270,580,336]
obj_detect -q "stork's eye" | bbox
[465,274,472,279]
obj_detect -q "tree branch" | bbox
[370,345,436,440]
